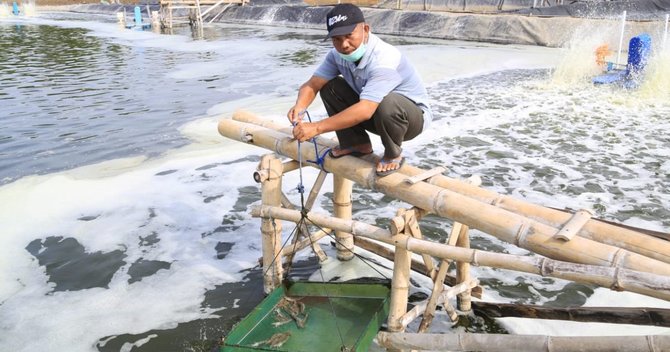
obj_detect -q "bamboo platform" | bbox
[217,110,670,351]
[158,0,247,29]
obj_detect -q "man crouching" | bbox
[288,3,432,177]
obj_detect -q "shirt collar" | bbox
[355,32,378,69]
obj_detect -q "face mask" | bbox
[339,42,367,62]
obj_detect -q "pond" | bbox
[1,11,669,351]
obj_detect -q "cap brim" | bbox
[324,23,358,40]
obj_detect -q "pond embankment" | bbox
[40,2,668,47]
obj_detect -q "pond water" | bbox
[1,11,669,352]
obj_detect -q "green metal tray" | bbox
[222,281,391,352]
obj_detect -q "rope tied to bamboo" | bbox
[296,110,330,173]
[288,111,389,350]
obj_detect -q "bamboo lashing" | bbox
[220,114,670,276]
[228,110,670,265]
[553,209,593,241]
[376,332,670,352]
[250,205,670,301]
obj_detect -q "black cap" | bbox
[326,4,365,38]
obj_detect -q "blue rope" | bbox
[301,110,329,173]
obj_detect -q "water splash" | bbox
[0,2,10,17]
[23,0,36,17]
[636,45,670,100]
[259,6,280,24]
[550,19,670,103]
[550,23,618,87]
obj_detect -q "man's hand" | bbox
[287,106,305,125]
[292,121,320,142]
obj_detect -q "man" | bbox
[288,3,432,176]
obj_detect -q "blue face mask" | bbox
[339,42,367,63]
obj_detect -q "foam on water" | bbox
[1,14,669,351]
[0,145,260,350]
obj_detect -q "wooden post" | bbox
[333,175,354,261]
[259,154,283,294]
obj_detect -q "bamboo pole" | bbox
[455,175,480,313]
[376,332,670,352]
[280,228,331,259]
[228,110,670,265]
[333,174,354,261]
[258,154,283,294]
[392,209,436,279]
[421,176,670,264]
[418,222,466,332]
[388,245,411,333]
[352,236,485,297]
[471,301,670,328]
[456,226,471,312]
[250,205,670,301]
[219,117,670,276]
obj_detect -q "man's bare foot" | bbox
[328,144,373,158]
[376,156,405,176]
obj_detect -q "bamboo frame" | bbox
[225,110,670,265]
[218,116,670,276]
[392,209,436,278]
[351,236,484,298]
[402,280,479,329]
[418,221,471,332]
[250,205,670,301]
[376,332,670,351]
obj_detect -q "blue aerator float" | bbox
[125,6,152,30]
[592,33,652,89]
[12,1,20,15]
